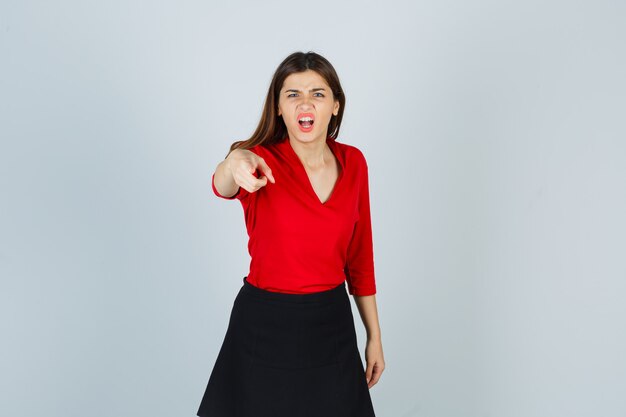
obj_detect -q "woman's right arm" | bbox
[212,152,240,198]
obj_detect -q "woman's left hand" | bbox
[364,337,385,388]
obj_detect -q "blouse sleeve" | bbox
[344,152,377,296]
[211,172,251,200]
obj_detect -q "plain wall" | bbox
[1,1,624,416]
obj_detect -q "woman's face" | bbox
[277,69,340,143]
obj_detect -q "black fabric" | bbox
[196,276,376,417]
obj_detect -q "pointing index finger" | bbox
[257,159,275,183]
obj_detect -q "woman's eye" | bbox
[287,93,324,98]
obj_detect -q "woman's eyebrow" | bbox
[284,88,327,93]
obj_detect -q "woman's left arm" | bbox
[353,294,385,388]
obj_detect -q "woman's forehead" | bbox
[282,71,329,90]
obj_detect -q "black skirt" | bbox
[196,276,376,417]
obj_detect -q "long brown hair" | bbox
[224,51,346,157]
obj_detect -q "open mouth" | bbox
[298,113,315,131]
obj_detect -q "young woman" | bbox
[197,51,385,417]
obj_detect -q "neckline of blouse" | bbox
[281,136,344,206]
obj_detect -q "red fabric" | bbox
[211,136,376,296]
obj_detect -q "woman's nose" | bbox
[298,97,313,109]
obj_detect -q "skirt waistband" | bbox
[241,276,346,303]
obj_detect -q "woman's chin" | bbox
[288,127,328,143]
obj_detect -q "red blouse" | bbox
[211,136,376,296]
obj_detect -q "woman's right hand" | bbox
[225,149,276,194]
